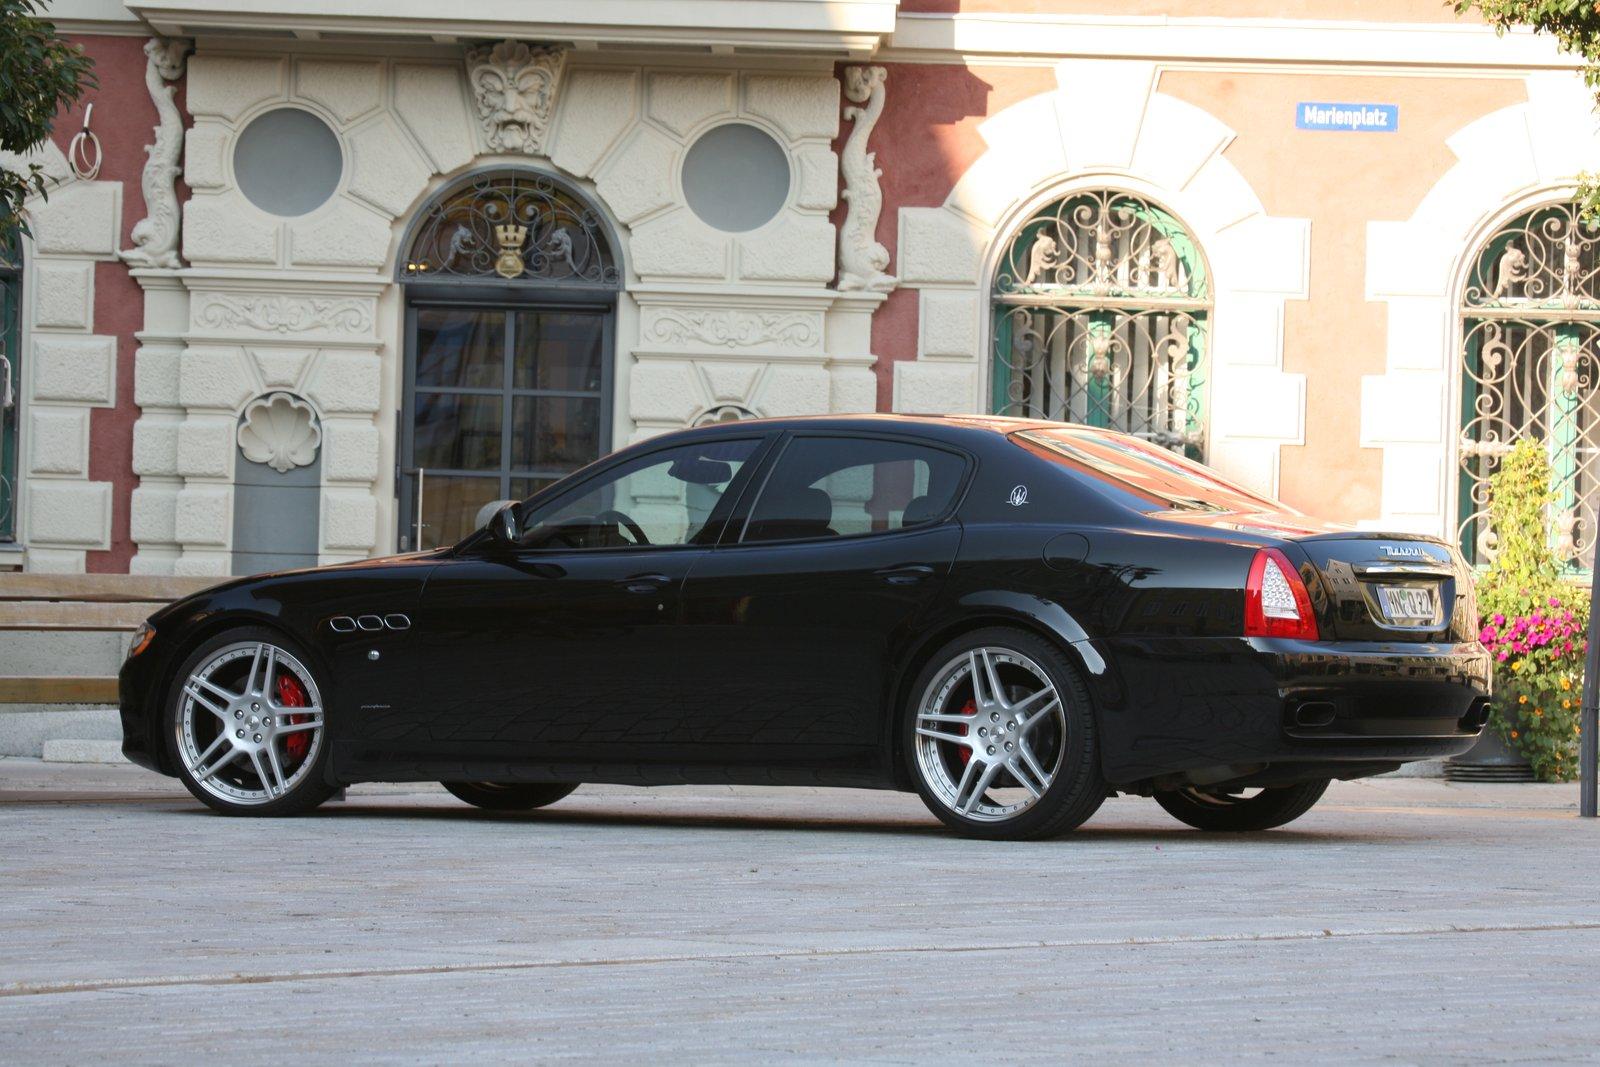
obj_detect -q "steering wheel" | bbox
[594,509,651,546]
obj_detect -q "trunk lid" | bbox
[1286,533,1474,643]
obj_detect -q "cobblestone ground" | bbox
[1,759,1596,1064]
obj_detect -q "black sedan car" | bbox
[119,415,1491,839]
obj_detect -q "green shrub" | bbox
[1475,439,1590,781]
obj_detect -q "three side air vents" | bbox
[327,614,411,633]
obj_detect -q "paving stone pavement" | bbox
[0,759,1596,1064]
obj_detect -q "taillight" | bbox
[1244,547,1319,640]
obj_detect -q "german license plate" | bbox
[1375,585,1437,624]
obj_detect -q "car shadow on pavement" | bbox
[262,800,1396,845]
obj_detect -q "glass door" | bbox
[400,301,611,551]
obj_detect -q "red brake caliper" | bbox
[275,673,310,762]
[956,698,975,765]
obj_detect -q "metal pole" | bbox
[1580,550,1600,817]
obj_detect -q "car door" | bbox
[676,433,971,775]
[410,435,767,773]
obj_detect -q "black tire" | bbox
[443,781,579,811]
[166,625,336,817]
[1154,779,1329,831]
[903,626,1106,841]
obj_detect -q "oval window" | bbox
[234,108,343,217]
[681,122,790,233]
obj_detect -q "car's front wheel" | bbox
[442,782,578,811]
[1153,780,1329,831]
[167,627,335,816]
[904,627,1105,840]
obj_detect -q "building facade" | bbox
[3,0,1597,575]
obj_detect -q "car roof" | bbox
[666,412,1075,443]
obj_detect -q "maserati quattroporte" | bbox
[120,415,1491,839]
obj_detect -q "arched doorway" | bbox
[397,169,621,550]
[1458,199,1600,570]
[989,188,1210,459]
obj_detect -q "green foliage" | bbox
[1475,440,1591,780]
[0,0,96,245]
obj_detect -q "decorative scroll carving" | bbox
[693,403,760,427]
[836,66,895,293]
[120,38,190,270]
[465,41,566,155]
[644,309,819,350]
[237,392,321,474]
[194,294,372,335]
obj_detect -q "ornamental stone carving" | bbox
[643,308,820,350]
[121,37,190,270]
[237,392,321,473]
[193,294,372,335]
[465,41,566,155]
[836,66,895,293]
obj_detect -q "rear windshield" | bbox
[1011,427,1284,514]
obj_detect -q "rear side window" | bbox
[742,436,966,543]
[1012,426,1282,514]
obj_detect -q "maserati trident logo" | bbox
[1381,545,1432,559]
[1008,485,1029,507]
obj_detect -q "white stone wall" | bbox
[132,48,862,572]
[892,59,1310,499]
[0,140,122,572]
[1361,72,1600,540]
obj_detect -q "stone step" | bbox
[0,630,125,676]
[0,707,120,758]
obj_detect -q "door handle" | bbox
[875,564,935,585]
[618,573,672,595]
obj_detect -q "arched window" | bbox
[990,189,1210,459]
[1458,200,1600,568]
[398,170,621,550]
[0,233,19,543]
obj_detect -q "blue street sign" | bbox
[1295,102,1399,133]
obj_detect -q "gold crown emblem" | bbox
[493,223,529,279]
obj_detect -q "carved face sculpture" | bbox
[466,41,565,154]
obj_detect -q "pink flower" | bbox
[1493,613,1506,626]
[1550,596,1562,608]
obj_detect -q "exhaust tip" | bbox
[1292,701,1338,729]
[1459,699,1492,733]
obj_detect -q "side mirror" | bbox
[486,501,522,547]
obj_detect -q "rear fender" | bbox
[885,590,1124,788]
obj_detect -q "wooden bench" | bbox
[0,574,216,707]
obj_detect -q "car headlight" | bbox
[126,621,155,660]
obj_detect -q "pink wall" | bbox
[839,62,1056,410]
[49,35,174,572]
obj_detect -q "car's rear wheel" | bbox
[904,627,1105,840]
[442,782,578,811]
[167,627,335,816]
[1153,780,1329,831]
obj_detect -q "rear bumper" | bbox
[1097,636,1492,785]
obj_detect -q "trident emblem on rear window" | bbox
[1008,485,1029,507]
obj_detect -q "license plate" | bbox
[1375,585,1437,624]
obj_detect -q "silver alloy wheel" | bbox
[176,640,325,806]
[913,646,1067,822]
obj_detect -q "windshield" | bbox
[1011,427,1288,515]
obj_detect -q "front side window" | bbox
[743,437,967,543]
[518,439,758,550]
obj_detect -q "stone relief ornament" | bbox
[836,66,896,293]
[465,41,567,154]
[120,37,191,269]
[644,309,819,350]
[194,294,372,335]
[237,392,321,474]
